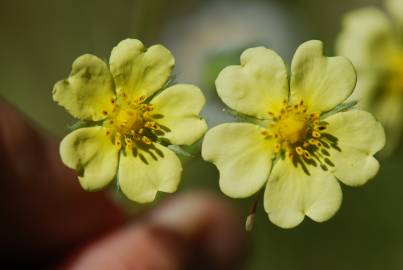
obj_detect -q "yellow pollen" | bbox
[133,133,141,141]
[142,136,152,145]
[265,100,339,174]
[115,108,144,133]
[310,112,320,119]
[145,121,157,129]
[312,131,321,138]
[115,137,122,149]
[269,100,327,160]
[296,146,304,155]
[102,95,163,150]
[261,130,269,136]
[146,104,154,111]
[303,150,311,159]
[277,113,307,144]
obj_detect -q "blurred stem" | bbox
[245,190,262,232]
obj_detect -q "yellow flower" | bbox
[202,40,385,228]
[53,39,207,203]
[336,0,403,154]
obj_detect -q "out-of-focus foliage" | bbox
[336,0,403,155]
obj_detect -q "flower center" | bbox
[103,95,162,150]
[115,107,144,133]
[262,100,341,175]
[277,113,307,144]
[388,55,403,94]
[385,47,403,94]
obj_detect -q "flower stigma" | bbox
[262,100,341,175]
[103,94,162,151]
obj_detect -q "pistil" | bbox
[262,100,340,175]
[103,94,163,151]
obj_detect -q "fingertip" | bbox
[148,191,246,269]
[60,191,246,270]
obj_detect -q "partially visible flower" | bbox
[202,40,385,228]
[336,0,403,154]
[53,39,207,203]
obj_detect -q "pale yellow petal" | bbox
[109,39,175,100]
[290,40,356,113]
[60,127,119,191]
[330,149,380,187]
[325,110,385,186]
[53,54,115,121]
[150,84,207,145]
[215,47,288,118]
[202,123,274,198]
[374,91,403,155]
[118,144,182,203]
[336,7,396,70]
[264,159,342,229]
[385,0,403,30]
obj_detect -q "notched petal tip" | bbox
[112,38,146,54]
[202,122,274,198]
[325,110,385,186]
[151,84,207,145]
[60,127,119,192]
[118,145,182,203]
[264,159,342,228]
[290,40,357,113]
[267,212,305,229]
[53,54,115,121]
[215,46,289,118]
[110,39,175,99]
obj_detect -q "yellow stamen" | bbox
[296,146,304,155]
[142,136,152,145]
[312,131,321,138]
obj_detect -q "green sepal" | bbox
[222,107,265,125]
[67,120,101,131]
[146,74,177,103]
[168,144,194,158]
[321,100,358,119]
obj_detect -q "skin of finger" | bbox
[60,192,246,270]
[59,224,184,270]
[148,192,246,269]
[0,101,126,265]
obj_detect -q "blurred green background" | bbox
[1,0,402,269]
